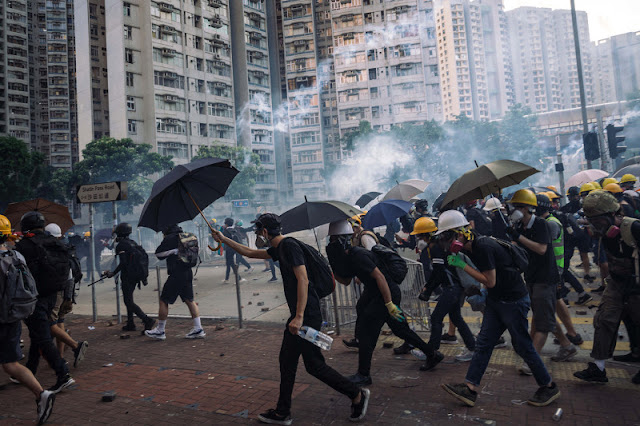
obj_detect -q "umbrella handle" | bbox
[185,191,221,251]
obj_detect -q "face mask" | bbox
[326,240,353,278]
[417,239,428,251]
[255,235,269,249]
[449,240,464,254]
[510,209,524,224]
[606,226,620,238]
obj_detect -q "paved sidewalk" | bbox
[1,316,639,425]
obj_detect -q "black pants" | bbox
[426,284,476,353]
[357,289,431,376]
[25,294,69,379]
[236,253,251,269]
[122,279,149,325]
[276,327,359,415]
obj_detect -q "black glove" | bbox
[506,226,520,241]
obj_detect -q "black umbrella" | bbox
[432,192,446,213]
[138,158,239,245]
[355,191,381,208]
[280,200,363,235]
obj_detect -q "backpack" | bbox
[125,241,149,283]
[67,246,83,285]
[178,232,200,268]
[20,235,71,296]
[0,250,38,323]
[486,236,529,274]
[374,232,393,248]
[620,217,640,285]
[281,238,335,298]
[371,244,408,283]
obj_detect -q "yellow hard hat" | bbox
[84,231,91,238]
[210,218,217,224]
[546,185,558,193]
[544,191,560,201]
[507,189,537,206]
[410,217,437,235]
[601,178,618,187]
[620,174,638,184]
[580,182,596,194]
[590,181,602,190]
[604,183,623,194]
[0,215,11,236]
[349,212,366,226]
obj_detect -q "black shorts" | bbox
[160,269,194,305]
[0,321,23,364]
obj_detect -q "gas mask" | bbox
[326,237,353,279]
[587,215,620,238]
[449,239,464,254]
[509,209,524,225]
[416,239,429,251]
[255,232,269,249]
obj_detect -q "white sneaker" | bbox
[519,363,533,376]
[222,279,229,284]
[37,390,55,425]
[410,349,426,361]
[144,327,166,340]
[185,328,206,339]
[455,349,474,362]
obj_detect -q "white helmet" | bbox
[435,210,469,235]
[328,219,354,236]
[483,197,503,212]
[623,189,639,198]
[45,223,62,238]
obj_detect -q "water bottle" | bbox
[298,326,333,350]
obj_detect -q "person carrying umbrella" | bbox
[211,213,370,424]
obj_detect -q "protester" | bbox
[349,213,378,250]
[145,224,204,340]
[483,198,508,240]
[222,218,247,283]
[212,213,370,423]
[561,186,595,282]
[619,174,637,192]
[233,219,254,272]
[466,200,493,236]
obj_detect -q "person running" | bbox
[105,223,155,332]
[222,218,247,283]
[1,215,56,424]
[441,224,561,407]
[145,224,204,340]
[212,213,370,424]
[233,220,254,272]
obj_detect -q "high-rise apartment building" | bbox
[0,0,78,168]
[591,38,617,105]
[592,32,640,103]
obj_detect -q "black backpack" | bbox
[125,241,149,283]
[486,236,529,274]
[371,244,408,283]
[280,238,335,298]
[0,250,38,323]
[20,235,71,296]
[374,232,393,248]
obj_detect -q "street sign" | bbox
[232,199,249,208]
[76,181,128,204]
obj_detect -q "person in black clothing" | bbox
[15,211,74,394]
[105,223,155,332]
[560,186,594,280]
[212,213,370,424]
[466,200,493,236]
[221,218,248,283]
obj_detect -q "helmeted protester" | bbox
[619,173,637,191]
[483,197,508,240]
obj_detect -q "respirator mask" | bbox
[509,209,524,224]
[417,239,429,251]
[587,215,620,239]
[326,236,353,278]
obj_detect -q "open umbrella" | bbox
[138,158,239,247]
[612,164,640,179]
[280,200,362,235]
[4,198,74,233]
[527,186,561,196]
[382,179,430,201]
[355,191,381,208]
[361,199,412,230]
[441,160,539,209]
[566,169,609,188]
[618,156,640,171]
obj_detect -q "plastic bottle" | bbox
[298,326,333,350]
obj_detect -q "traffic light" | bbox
[606,124,626,159]
[583,132,600,161]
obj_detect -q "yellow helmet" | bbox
[620,174,638,184]
[349,212,365,226]
[544,191,560,201]
[410,217,437,235]
[507,189,537,206]
[590,181,602,190]
[83,231,91,238]
[546,185,558,193]
[580,182,596,194]
[601,178,618,187]
[210,218,217,224]
[604,183,623,194]
[0,215,11,236]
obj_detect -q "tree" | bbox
[193,144,262,201]
[0,136,49,210]
[72,137,173,215]
[341,120,372,151]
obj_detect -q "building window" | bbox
[127,119,137,134]
[125,49,134,64]
[124,25,132,40]
[123,2,131,16]
[126,72,134,87]
[127,96,135,111]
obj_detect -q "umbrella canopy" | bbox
[280,200,362,235]
[612,164,640,179]
[618,156,640,171]
[566,169,609,188]
[4,198,74,233]
[355,191,382,208]
[361,199,413,230]
[138,158,239,232]
[382,179,430,201]
[441,160,539,209]
[527,186,561,196]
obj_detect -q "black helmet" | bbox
[114,222,132,237]
[536,194,552,214]
[162,224,182,235]
[415,199,429,213]
[567,186,580,197]
[20,211,45,232]
[224,217,234,226]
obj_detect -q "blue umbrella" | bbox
[361,199,413,230]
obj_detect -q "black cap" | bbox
[224,217,234,226]
[255,213,282,234]
[163,224,182,235]
[568,186,580,196]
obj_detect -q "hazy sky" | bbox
[503,0,639,41]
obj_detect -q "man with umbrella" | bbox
[211,213,370,424]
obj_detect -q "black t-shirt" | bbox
[467,208,493,236]
[349,247,400,300]
[418,245,433,283]
[155,232,191,276]
[560,199,581,214]
[426,243,461,290]
[267,238,321,326]
[469,237,528,302]
[603,220,640,282]
[490,212,508,240]
[518,215,559,285]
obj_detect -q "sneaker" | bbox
[393,341,413,355]
[551,345,577,362]
[455,349,475,362]
[410,348,426,361]
[583,274,596,282]
[441,383,477,407]
[122,323,136,332]
[269,277,278,282]
[36,390,55,425]
[143,318,156,331]
[527,382,560,407]
[566,333,584,346]
[240,278,247,282]
[519,363,533,376]
[441,333,458,344]
[144,327,166,340]
[342,338,359,351]
[262,268,271,272]
[632,370,640,385]
[258,409,292,425]
[73,341,89,368]
[9,376,20,384]
[592,285,606,293]
[420,351,444,371]
[573,362,608,383]
[613,352,640,363]
[576,293,593,305]
[349,388,370,422]
[222,279,229,284]
[48,374,75,394]
[185,328,206,339]
[348,373,372,386]
[246,267,254,273]
[494,336,508,348]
